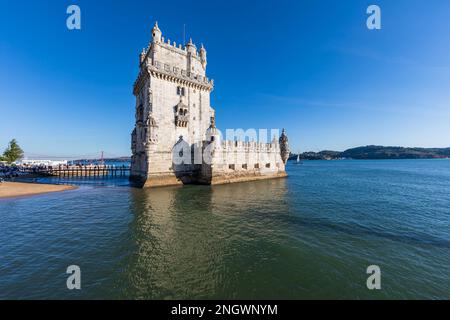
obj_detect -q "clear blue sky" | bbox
[1,0,449,158]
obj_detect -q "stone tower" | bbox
[131,22,215,187]
[131,22,289,187]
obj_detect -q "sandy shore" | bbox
[0,182,76,199]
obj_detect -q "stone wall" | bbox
[199,140,287,185]
[130,22,289,188]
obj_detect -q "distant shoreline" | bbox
[290,145,450,161]
[290,157,450,161]
[0,182,77,199]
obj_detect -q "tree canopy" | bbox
[2,139,24,163]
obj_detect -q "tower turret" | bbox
[186,38,197,55]
[151,21,162,43]
[279,129,290,164]
[205,112,219,142]
[200,44,207,69]
[139,48,146,64]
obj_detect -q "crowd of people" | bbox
[0,164,20,180]
[0,163,48,179]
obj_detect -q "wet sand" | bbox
[0,182,76,199]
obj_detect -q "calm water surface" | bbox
[1,160,449,299]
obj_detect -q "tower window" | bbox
[177,86,186,96]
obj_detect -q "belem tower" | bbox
[130,22,290,187]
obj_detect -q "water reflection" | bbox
[2,161,449,299]
[122,179,289,299]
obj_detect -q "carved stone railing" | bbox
[148,60,214,91]
[175,114,189,127]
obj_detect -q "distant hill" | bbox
[290,146,450,160]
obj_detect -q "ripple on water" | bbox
[1,160,449,299]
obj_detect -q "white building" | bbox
[19,159,68,166]
[130,22,289,187]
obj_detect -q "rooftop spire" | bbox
[200,43,207,69]
[186,37,197,54]
[151,21,162,43]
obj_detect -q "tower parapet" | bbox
[130,21,288,187]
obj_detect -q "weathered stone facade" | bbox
[130,22,289,187]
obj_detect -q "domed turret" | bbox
[279,129,290,164]
[205,113,219,142]
[200,43,207,69]
[151,21,162,43]
[186,38,197,55]
[139,48,146,64]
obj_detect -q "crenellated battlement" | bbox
[134,22,212,95]
[130,21,288,188]
[149,59,213,87]
[140,38,203,59]
[133,59,213,94]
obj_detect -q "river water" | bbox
[0,159,449,299]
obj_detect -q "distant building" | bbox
[20,159,68,166]
[130,22,289,187]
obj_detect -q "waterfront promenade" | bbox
[1,164,130,179]
[29,164,130,178]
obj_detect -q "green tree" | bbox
[3,139,24,163]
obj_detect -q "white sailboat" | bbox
[295,152,302,165]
